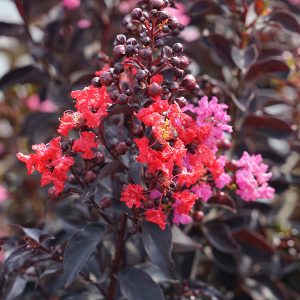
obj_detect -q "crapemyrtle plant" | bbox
[0,0,282,299]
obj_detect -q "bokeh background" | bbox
[0,0,300,299]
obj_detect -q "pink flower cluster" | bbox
[236,152,275,201]
[63,0,80,10]
[184,96,232,153]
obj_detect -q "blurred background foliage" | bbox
[0,0,300,299]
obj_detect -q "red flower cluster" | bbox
[17,137,74,196]
[17,85,112,196]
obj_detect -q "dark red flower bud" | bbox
[158,11,169,21]
[139,48,152,60]
[148,82,162,97]
[101,197,112,209]
[171,56,180,67]
[155,38,164,48]
[115,34,126,44]
[114,63,125,74]
[178,55,189,69]
[84,171,96,184]
[131,8,143,20]
[175,96,187,107]
[182,74,196,91]
[91,76,101,88]
[162,25,170,33]
[115,142,128,155]
[143,199,155,209]
[194,211,204,222]
[93,152,105,165]
[151,9,158,17]
[113,45,126,59]
[136,69,148,81]
[150,0,165,10]
[132,124,144,137]
[141,37,151,46]
[125,44,135,56]
[161,46,173,58]
[172,43,183,54]
[126,37,138,45]
[100,71,113,86]
[168,16,179,29]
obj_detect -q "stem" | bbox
[107,214,127,300]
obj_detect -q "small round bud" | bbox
[91,76,101,88]
[61,142,69,152]
[194,211,204,222]
[155,39,164,48]
[132,124,144,137]
[143,199,155,209]
[141,37,151,46]
[178,55,189,69]
[182,74,197,91]
[168,16,179,30]
[158,11,169,21]
[117,93,128,104]
[125,44,135,57]
[172,43,183,54]
[113,45,126,59]
[161,46,173,58]
[136,69,148,81]
[101,197,112,209]
[115,142,128,155]
[100,71,113,86]
[93,152,105,165]
[125,89,132,96]
[175,96,187,108]
[114,63,125,74]
[171,56,180,67]
[115,34,126,44]
[151,9,158,17]
[139,48,152,60]
[150,0,165,9]
[84,171,96,184]
[131,8,143,20]
[126,37,138,45]
[162,25,170,33]
[147,82,162,97]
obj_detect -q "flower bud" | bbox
[131,8,143,20]
[147,82,162,97]
[91,76,101,88]
[114,63,125,74]
[158,11,169,21]
[132,124,144,137]
[141,37,151,46]
[115,142,128,155]
[168,81,179,93]
[136,69,148,81]
[172,43,183,54]
[117,93,129,104]
[168,16,179,30]
[125,44,135,56]
[182,74,197,91]
[126,37,138,45]
[194,211,204,222]
[93,152,105,165]
[139,48,152,60]
[84,171,96,184]
[150,0,166,10]
[113,45,126,59]
[143,199,155,209]
[115,34,126,44]
[173,68,185,78]
[100,71,113,86]
[175,96,187,108]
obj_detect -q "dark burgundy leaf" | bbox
[5,245,34,273]
[243,115,293,138]
[0,22,26,38]
[0,65,47,91]
[231,45,258,70]
[245,59,290,81]
[189,0,222,16]
[129,161,143,185]
[62,222,105,288]
[269,11,300,33]
[118,267,165,300]
[206,194,236,212]
[107,103,134,116]
[172,226,201,253]
[10,225,54,244]
[233,229,275,260]
[203,222,240,254]
[3,276,27,300]
[210,248,238,274]
[203,34,235,68]
[142,222,174,272]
